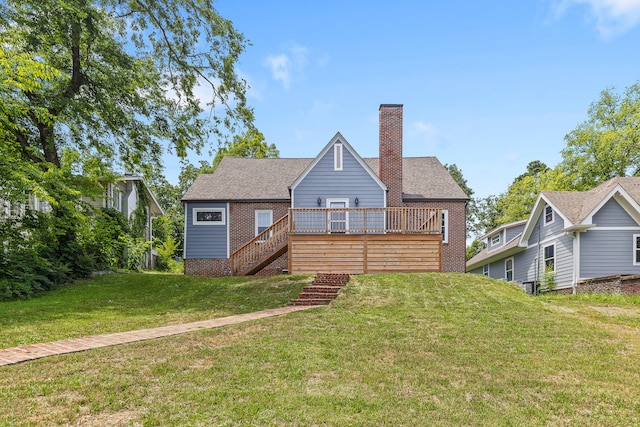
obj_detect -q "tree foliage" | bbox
[1,0,254,176]
[561,83,640,190]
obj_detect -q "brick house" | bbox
[182,104,468,276]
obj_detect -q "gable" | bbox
[291,134,386,208]
[592,198,639,227]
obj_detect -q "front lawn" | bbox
[1,272,639,426]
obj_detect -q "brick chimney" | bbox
[379,104,403,207]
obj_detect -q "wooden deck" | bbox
[288,234,442,274]
[230,207,443,276]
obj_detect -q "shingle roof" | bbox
[542,177,640,224]
[466,233,525,269]
[182,156,468,201]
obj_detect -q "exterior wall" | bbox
[184,201,228,259]
[404,200,466,272]
[292,140,385,209]
[576,275,640,295]
[228,201,290,253]
[580,229,640,278]
[592,199,637,227]
[379,104,403,207]
[184,258,229,276]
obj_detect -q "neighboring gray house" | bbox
[467,177,640,293]
[182,104,469,277]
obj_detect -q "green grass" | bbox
[0,272,312,348]
[1,272,640,426]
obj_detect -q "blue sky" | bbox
[164,0,640,199]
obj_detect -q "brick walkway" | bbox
[0,305,318,367]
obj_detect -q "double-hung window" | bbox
[441,210,449,243]
[505,258,514,281]
[543,243,555,271]
[483,264,489,276]
[633,235,640,265]
[544,205,554,225]
[255,210,273,241]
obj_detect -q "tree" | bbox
[213,129,279,169]
[561,83,640,190]
[1,0,254,176]
[495,163,569,224]
[444,163,478,238]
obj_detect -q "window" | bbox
[543,244,555,271]
[505,258,514,281]
[334,143,343,171]
[483,264,489,276]
[255,210,273,241]
[491,233,500,246]
[544,205,554,225]
[633,235,640,265]
[193,208,225,225]
[441,210,449,243]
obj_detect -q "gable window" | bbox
[483,264,489,276]
[491,233,500,246]
[633,235,640,265]
[334,143,343,171]
[543,243,555,271]
[255,210,273,241]
[441,210,449,243]
[544,205,554,225]
[193,208,225,225]
[505,258,514,281]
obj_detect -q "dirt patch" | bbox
[589,306,640,317]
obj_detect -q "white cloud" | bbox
[553,0,640,38]
[263,43,327,90]
[408,120,442,150]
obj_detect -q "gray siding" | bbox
[292,140,385,209]
[505,224,525,243]
[184,201,228,259]
[593,199,637,227]
[487,230,504,252]
[580,229,640,278]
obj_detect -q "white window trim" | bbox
[505,257,514,281]
[334,143,343,171]
[193,207,226,225]
[483,264,489,276]
[441,210,449,243]
[543,242,556,272]
[633,234,640,266]
[544,205,555,226]
[255,210,273,238]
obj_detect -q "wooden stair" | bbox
[288,274,350,306]
[230,214,289,276]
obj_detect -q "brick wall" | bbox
[379,104,403,207]
[404,200,467,273]
[576,275,640,296]
[186,201,290,277]
[184,258,230,276]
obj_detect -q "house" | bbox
[467,177,640,294]
[85,173,164,269]
[182,104,468,276]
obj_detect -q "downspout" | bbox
[564,230,578,295]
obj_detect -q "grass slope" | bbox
[1,272,640,426]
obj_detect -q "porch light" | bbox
[317,197,321,206]
[355,197,359,206]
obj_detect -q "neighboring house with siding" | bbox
[2,173,163,269]
[182,104,468,277]
[467,177,640,293]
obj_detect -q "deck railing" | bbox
[289,207,442,234]
[229,213,289,276]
